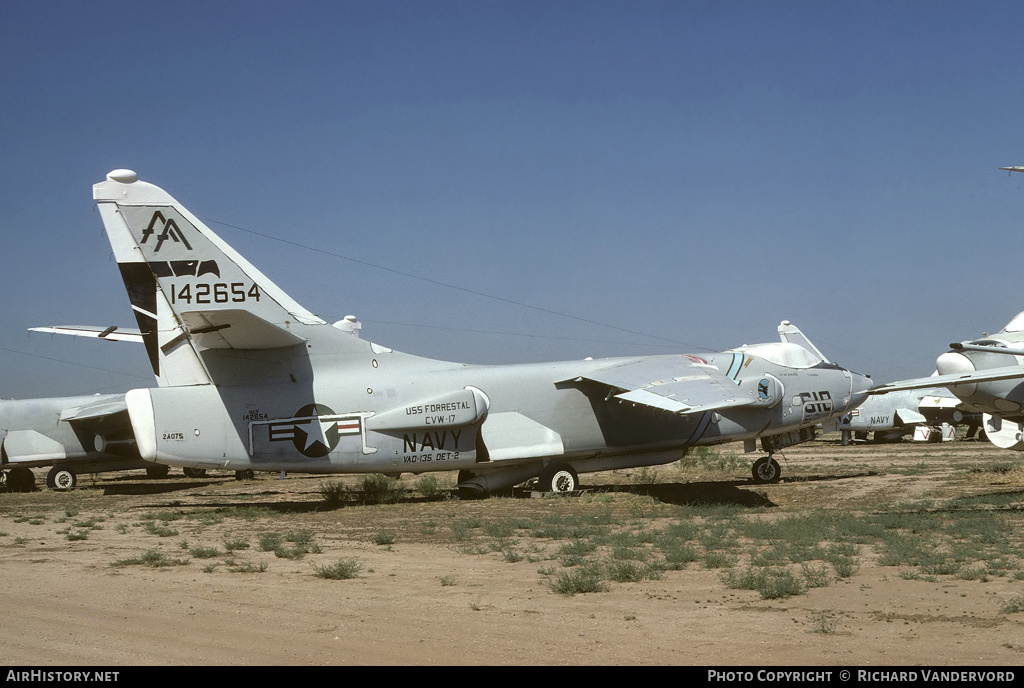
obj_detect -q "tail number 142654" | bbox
[170,282,262,304]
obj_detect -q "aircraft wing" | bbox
[561,358,755,414]
[868,365,1024,394]
[29,325,143,343]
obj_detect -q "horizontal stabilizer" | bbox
[30,325,143,343]
[177,309,306,350]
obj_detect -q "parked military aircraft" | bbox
[0,393,151,492]
[867,310,1024,450]
[830,387,978,444]
[0,386,220,491]
[29,170,873,495]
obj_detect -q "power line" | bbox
[204,217,715,352]
[0,345,151,381]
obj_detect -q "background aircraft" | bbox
[868,309,1024,451]
[0,393,152,492]
[0,379,216,491]
[23,170,873,496]
[861,165,1024,451]
[830,387,979,444]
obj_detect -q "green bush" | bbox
[414,475,446,500]
[550,563,608,595]
[359,474,405,505]
[319,480,348,507]
[313,558,362,580]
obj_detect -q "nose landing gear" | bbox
[751,455,781,484]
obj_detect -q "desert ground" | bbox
[2,435,1023,666]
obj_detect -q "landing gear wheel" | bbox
[751,456,781,484]
[234,469,255,481]
[146,465,170,479]
[455,470,485,499]
[7,467,35,493]
[537,463,579,494]
[46,465,77,491]
[183,467,207,478]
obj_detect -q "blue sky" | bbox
[3,1,1024,398]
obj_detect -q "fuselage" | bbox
[129,331,871,475]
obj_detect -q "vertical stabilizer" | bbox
[93,170,330,386]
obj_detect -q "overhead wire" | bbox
[204,217,716,352]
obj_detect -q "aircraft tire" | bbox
[871,429,905,444]
[46,465,77,491]
[751,457,781,484]
[537,463,578,494]
[146,465,170,479]
[234,469,255,481]
[7,467,35,493]
[183,467,207,478]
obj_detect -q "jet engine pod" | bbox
[936,351,977,397]
[982,413,1024,451]
[92,433,139,457]
[367,387,490,431]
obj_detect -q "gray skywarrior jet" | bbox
[41,169,869,495]
[868,310,1024,451]
[0,393,152,492]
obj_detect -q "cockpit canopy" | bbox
[727,342,823,369]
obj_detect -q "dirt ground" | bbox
[2,435,1023,666]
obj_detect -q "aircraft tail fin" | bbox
[93,170,340,386]
[777,320,827,363]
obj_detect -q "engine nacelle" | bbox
[125,387,247,469]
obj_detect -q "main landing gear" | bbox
[3,467,36,493]
[537,462,579,494]
[46,465,77,491]
[751,455,781,484]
